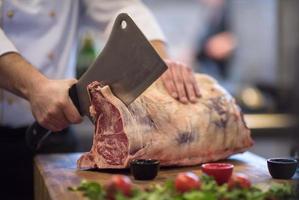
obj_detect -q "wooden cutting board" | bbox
[34,152,297,200]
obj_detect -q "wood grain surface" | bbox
[34,152,298,200]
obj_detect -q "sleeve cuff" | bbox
[104,2,166,43]
[0,29,18,56]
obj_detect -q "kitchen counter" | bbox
[34,152,297,200]
[244,114,298,130]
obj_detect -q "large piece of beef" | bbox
[78,74,253,169]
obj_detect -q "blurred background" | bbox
[70,0,299,160]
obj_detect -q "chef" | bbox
[0,0,200,199]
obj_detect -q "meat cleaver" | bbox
[26,13,167,151]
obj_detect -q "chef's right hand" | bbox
[28,78,82,132]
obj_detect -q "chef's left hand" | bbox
[161,60,201,103]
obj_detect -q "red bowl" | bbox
[201,163,234,185]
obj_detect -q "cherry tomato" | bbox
[175,172,201,193]
[106,175,133,199]
[228,173,251,190]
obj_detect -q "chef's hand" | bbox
[28,79,82,132]
[148,40,200,103]
[161,60,201,103]
[0,52,82,132]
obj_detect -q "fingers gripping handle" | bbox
[26,84,80,151]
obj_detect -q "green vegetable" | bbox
[68,176,296,200]
[68,180,105,200]
[265,183,295,200]
[182,191,216,200]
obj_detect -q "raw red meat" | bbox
[77,74,253,169]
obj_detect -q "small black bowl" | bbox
[130,159,160,180]
[267,158,298,179]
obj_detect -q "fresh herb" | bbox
[68,180,106,200]
[69,176,295,200]
[265,183,295,200]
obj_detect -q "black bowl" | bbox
[130,159,160,180]
[267,158,298,179]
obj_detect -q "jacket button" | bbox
[7,97,14,105]
[48,52,54,60]
[49,10,56,18]
[7,10,14,19]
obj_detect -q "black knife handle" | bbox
[68,83,82,115]
[25,121,51,151]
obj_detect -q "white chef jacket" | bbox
[0,0,165,128]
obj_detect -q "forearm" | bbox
[150,40,168,59]
[0,52,47,99]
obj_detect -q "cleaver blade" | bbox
[69,13,168,120]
